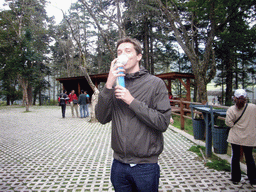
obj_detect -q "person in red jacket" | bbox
[69,90,79,117]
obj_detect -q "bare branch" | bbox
[79,0,115,59]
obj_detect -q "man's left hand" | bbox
[114,85,134,105]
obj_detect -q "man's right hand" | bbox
[105,58,125,89]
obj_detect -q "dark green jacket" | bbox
[78,94,87,105]
[95,68,171,164]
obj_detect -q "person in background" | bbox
[69,90,79,117]
[212,97,216,105]
[58,90,69,118]
[78,90,87,118]
[168,92,174,124]
[95,37,172,191]
[170,116,174,124]
[225,89,256,188]
[85,91,90,117]
[168,91,173,100]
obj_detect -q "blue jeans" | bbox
[231,144,256,185]
[80,105,86,118]
[85,104,89,117]
[111,159,160,192]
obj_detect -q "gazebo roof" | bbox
[56,72,195,101]
[56,72,195,83]
[56,73,109,83]
[156,72,195,79]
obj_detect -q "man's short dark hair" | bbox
[117,37,142,55]
[81,90,84,94]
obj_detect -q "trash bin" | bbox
[212,126,229,154]
[192,119,205,140]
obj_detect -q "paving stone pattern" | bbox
[0,106,255,192]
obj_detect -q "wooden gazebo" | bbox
[157,72,195,101]
[56,73,108,96]
[56,72,195,101]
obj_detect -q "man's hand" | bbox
[114,85,134,105]
[170,117,174,124]
[105,58,125,89]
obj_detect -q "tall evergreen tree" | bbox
[0,0,50,110]
[214,5,256,105]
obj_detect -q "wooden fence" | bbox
[170,98,229,130]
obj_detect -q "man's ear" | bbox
[137,53,142,62]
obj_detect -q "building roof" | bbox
[56,72,195,83]
[56,73,109,83]
[56,72,195,101]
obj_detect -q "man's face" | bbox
[71,90,74,94]
[117,42,142,73]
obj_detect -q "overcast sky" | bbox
[0,0,73,24]
[45,0,73,24]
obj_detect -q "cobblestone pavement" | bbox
[0,106,255,192]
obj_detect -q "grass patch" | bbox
[188,145,206,158]
[188,145,231,172]
[206,159,231,172]
[172,114,193,135]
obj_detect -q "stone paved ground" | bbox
[0,106,255,192]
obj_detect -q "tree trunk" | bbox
[33,91,37,105]
[27,83,33,105]
[39,90,42,106]
[150,35,154,75]
[97,36,103,74]
[90,89,99,122]
[193,83,197,102]
[116,0,122,39]
[6,84,10,105]
[53,74,56,104]
[196,75,208,102]
[6,96,10,105]
[143,17,150,72]
[225,57,233,106]
[48,75,51,104]
[20,77,29,112]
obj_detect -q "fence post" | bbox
[180,98,185,130]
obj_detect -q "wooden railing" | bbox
[170,98,229,130]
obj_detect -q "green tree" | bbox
[0,9,20,105]
[214,6,256,105]
[0,0,50,110]
[153,0,255,102]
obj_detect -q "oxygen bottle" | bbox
[116,54,128,87]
